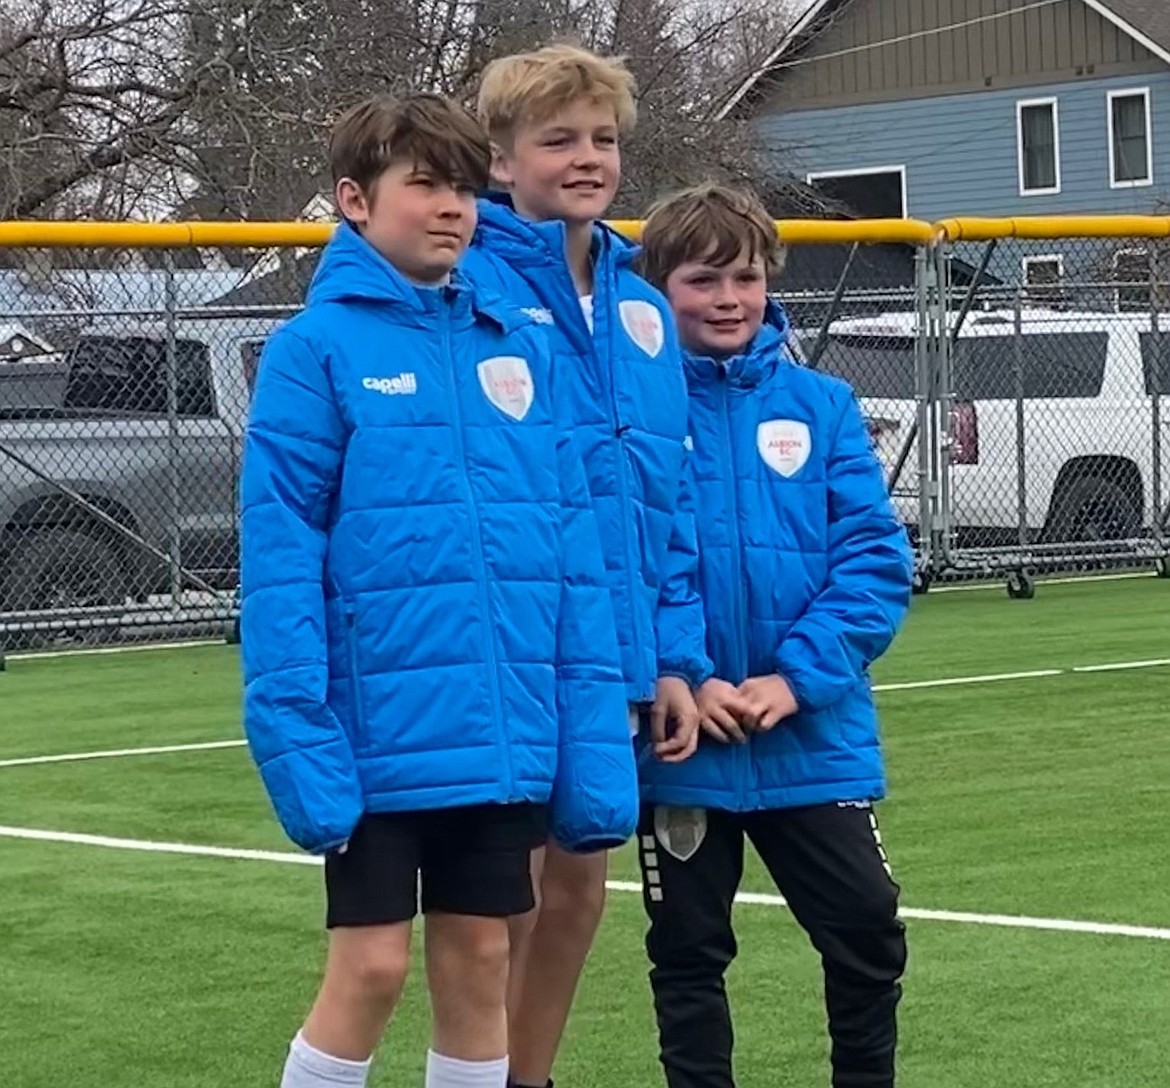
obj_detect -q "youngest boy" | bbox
[634,183,914,1088]
[239,93,633,1088]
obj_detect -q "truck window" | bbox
[953,332,1109,399]
[63,336,215,417]
[801,334,918,399]
[1138,332,1170,395]
[241,340,265,398]
[801,329,1109,401]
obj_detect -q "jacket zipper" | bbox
[343,601,366,750]
[445,299,513,793]
[589,258,640,698]
[558,240,640,697]
[718,381,751,797]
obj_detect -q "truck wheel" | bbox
[1046,476,1141,543]
[0,526,129,617]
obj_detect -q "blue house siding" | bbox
[761,72,1170,220]
[760,71,1170,290]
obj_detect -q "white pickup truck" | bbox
[798,309,1170,551]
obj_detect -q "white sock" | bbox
[280,1031,372,1088]
[424,1050,508,1088]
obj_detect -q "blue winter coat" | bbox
[637,303,913,812]
[460,194,712,704]
[239,221,636,854]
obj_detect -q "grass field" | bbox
[2,574,1169,1087]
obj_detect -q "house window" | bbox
[805,166,908,219]
[1022,255,1064,304]
[1017,98,1061,195]
[1115,249,1151,312]
[1108,89,1152,187]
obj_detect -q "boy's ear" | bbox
[335,177,370,225]
[488,141,514,189]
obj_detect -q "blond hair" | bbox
[639,183,782,290]
[477,43,637,145]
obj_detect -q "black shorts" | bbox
[324,802,547,927]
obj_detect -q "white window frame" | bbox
[805,165,909,219]
[1022,254,1065,301]
[1107,87,1153,189]
[1017,97,1062,196]
[1114,247,1152,312]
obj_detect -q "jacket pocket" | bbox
[343,602,367,752]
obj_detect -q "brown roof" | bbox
[721,0,1170,119]
[1096,1,1170,53]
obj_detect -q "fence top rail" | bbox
[0,216,937,250]
[610,217,937,245]
[3,214,1168,250]
[935,215,1170,241]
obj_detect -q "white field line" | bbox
[0,739,246,769]
[3,655,1168,771]
[872,657,1170,692]
[1,825,1166,942]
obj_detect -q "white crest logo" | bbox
[653,806,707,862]
[477,356,534,421]
[757,419,811,478]
[619,300,665,358]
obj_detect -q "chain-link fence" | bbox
[781,216,1170,596]
[0,224,324,652]
[1,217,1168,654]
[925,219,1170,594]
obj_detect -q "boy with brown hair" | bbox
[634,183,913,1088]
[460,44,714,1088]
[239,91,635,1088]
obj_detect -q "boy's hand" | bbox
[737,675,799,732]
[695,678,750,744]
[651,677,701,763]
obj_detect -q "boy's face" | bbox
[664,248,768,358]
[491,98,621,226]
[336,159,476,283]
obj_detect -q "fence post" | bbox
[1151,246,1165,537]
[1013,287,1028,547]
[913,244,936,576]
[163,251,182,616]
[933,240,956,572]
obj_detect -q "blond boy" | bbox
[461,45,713,1088]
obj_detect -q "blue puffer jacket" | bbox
[239,221,636,854]
[637,303,913,812]
[461,194,712,704]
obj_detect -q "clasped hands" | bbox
[649,674,799,763]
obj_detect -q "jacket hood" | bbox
[307,220,443,311]
[683,298,793,389]
[473,191,638,273]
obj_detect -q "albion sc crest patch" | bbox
[653,805,707,862]
[619,299,665,358]
[477,356,534,421]
[757,418,812,478]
